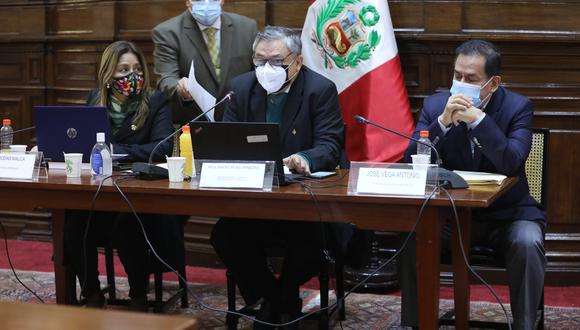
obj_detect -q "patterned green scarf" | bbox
[109,95,139,135]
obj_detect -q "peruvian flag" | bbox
[301,0,414,162]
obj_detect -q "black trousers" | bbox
[398,219,545,330]
[64,210,186,300]
[211,218,326,312]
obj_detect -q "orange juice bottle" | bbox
[179,125,195,177]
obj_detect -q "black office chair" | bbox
[100,244,189,313]
[225,248,346,330]
[439,128,549,329]
[67,236,189,314]
[68,242,189,313]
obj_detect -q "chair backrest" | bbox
[525,128,549,207]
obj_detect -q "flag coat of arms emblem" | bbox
[302,0,414,162]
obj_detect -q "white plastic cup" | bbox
[167,156,186,182]
[9,145,27,154]
[411,154,430,170]
[64,153,83,178]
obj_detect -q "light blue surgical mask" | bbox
[190,1,221,26]
[450,77,493,108]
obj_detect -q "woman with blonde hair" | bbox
[64,40,185,311]
[91,40,172,160]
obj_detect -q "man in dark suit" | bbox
[399,40,546,330]
[152,0,257,123]
[210,26,345,328]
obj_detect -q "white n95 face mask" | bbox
[450,77,493,108]
[255,63,288,94]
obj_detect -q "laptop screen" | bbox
[34,106,110,163]
[189,121,288,184]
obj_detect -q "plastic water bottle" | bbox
[90,132,112,176]
[417,130,432,163]
[0,119,13,151]
[179,125,195,177]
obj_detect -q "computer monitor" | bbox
[189,121,294,185]
[34,106,110,163]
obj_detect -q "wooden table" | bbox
[0,301,197,329]
[0,170,516,330]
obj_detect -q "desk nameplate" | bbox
[198,161,273,190]
[0,153,36,180]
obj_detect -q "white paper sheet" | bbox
[187,60,217,121]
[453,170,507,185]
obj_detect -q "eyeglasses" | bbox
[252,53,294,67]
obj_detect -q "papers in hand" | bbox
[453,170,507,185]
[187,60,217,121]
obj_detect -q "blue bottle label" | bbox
[92,151,103,174]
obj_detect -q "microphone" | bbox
[353,115,467,189]
[132,91,235,180]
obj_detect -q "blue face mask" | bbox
[191,1,221,26]
[449,77,493,108]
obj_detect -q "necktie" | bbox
[204,27,220,79]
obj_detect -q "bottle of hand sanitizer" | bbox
[90,132,112,176]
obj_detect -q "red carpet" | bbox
[2,239,579,308]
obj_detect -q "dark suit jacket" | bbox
[87,90,174,163]
[224,66,353,255]
[153,11,257,123]
[224,66,344,172]
[405,87,545,223]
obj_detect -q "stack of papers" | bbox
[453,170,507,185]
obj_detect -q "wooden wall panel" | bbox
[45,1,115,39]
[0,6,44,40]
[0,42,45,145]
[117,0,185,40]
[0,91,44,146]
[0,96,23,125]
[389,1,423,31]
[463,2,580,34]
[0,62,24,83]
[268,1,308,28]
[546,131,580,226]
[225,1,266,28]
[0,0,578,281]
[46,43,106,105]
[0,45,45,86]
[424,1,461,33]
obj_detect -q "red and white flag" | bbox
[301,0,414,162]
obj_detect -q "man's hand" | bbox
[452,106,484,125]
[283,154,311,176]
[177,77,192,100]
[440,94,473,127]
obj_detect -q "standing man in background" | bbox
[153,0,257,123]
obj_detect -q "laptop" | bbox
[189,121,300,185]
[34,106,110,163]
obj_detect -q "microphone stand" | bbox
[132,92,235,180]
[353,115,467,188]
